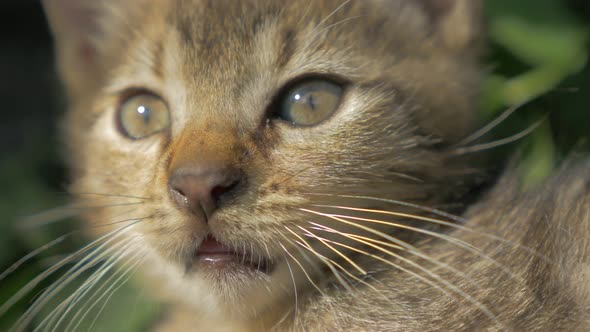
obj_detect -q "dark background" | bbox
[0,0,588,330]
[0,1,68,277]
[0,3,65,265]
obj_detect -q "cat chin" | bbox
[171,266,294,321]
[138,240,293,318]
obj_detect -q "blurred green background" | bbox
[0,0,589,330]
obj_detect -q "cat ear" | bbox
[419,0,483,51]
[41,0,135,98]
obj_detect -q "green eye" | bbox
[118,93,170,139]
[278,80,343,126]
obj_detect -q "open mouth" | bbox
[193,235,272,274]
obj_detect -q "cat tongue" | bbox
[197,236,233,255]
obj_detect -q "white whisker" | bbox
[20,202,145,229]
[84,253,144,332]
[452,117,545,155]
[301,208,418,251]
[284,228,353,292]
[283,250,298,329]
[458,101,529,146]
[0,234,71,282]
[309,222,482,298]
[299,227,404,308]
[307,209,521,280]
[303,231,506,330]
[314,204,552,264]
[68,192,151,200]
[296,225,367,276]
[5,220,141,331]
[31,240,133,332]
[49,242,141,332]
[278,234,326,296]
[307,197,551,263]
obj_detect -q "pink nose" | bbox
[168,166,240,221]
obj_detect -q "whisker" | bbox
[312,204,488,237]
[283,228,353,292]
[301,208,418,252]
[278,235,326,296]
[305,193,466,223]
[298,227,403,308]
[381,171,424,183]
[306,209,521,280]
[299,228,451,295]
[262,242,272,262]
[294,239,357,293]
[66,192,151,200]
[307,228,404,252]
[0,234,70,282]
[3,220,141,329]
[87,258,143,332]
[282,250,298,329]
[70,251,144,332]
[1,216,152,287]
[452,117,545,155]
[84,213,154,231]
[20,202,145,229]
[279,233,346,328]
[23,240,132,332]
[309,222,481,297]
[317,204,469,226]
[18,241,123,331]
[296,226,367,276]
[40,241,137,332]
[457,100,530,146]
[17,205,80,230]
[302,231,506,330]
[306,197,551,263]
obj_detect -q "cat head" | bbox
[43,0,483,320]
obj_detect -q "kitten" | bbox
[10,0,589,330]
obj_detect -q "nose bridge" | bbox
[167,123,243,220]
[169,122,240,171]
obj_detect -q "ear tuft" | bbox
[42,0,105,98]
[42,0,139,99]
[419,0,483,51]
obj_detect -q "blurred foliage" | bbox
[0,0,589,330]
[483,0,589,187]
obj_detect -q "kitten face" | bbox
[44,0,482,320]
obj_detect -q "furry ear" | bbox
[42,0,139,98]
[419,0,483,51]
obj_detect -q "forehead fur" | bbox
[95,0,481,141]
[162,0,460,78]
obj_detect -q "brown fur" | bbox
[35,0,590,330]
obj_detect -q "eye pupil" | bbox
[308,95,316,111]
[137,106,152,124]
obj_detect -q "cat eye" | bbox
[277,79,343,126]
[117,93,170,139]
